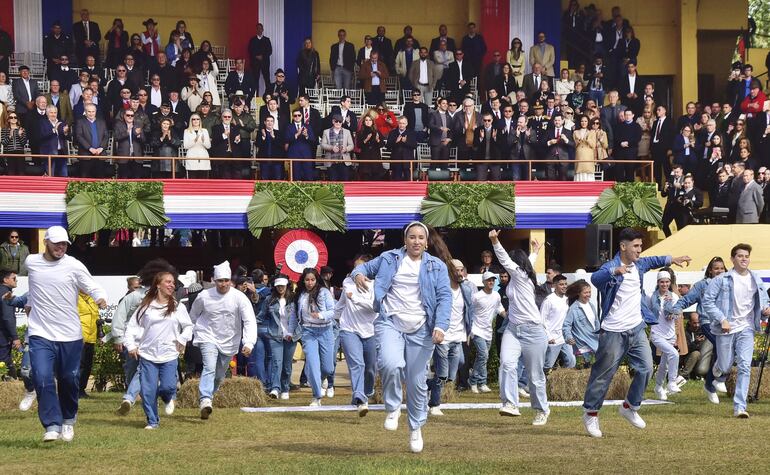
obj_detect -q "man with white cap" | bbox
[190,260,257,419]
[469,271,505,393]
[24,225,107,442]
[541,274,576,372]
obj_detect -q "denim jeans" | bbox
[139,358,178,427]
[267,337,298,393]
[301,325,335,399]
[326,321,341,388]
[700,324,723,392]
[544,343,577,370]
[376,315,434,431]
[583,322,653,412]
[20,342,34,392]
[198,343,233,401]
[247,328,272,386]
[651,335,679,387]
[28,336,83,432]
[122,348,141,402]
[339,330,377,404]
[469,336,492,385]
[428,340,464,407]
[713,327,755,412]
[499,323,549,413]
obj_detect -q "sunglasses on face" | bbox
[9,235,19,239]
[125,113,134,117]
[483,119,493,122]
[293,114,302,117]
[192,118,200,121]
[9,116,17,119]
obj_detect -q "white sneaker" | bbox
[280,392,290,400]
[735,409,750,419]
[61,424,74,442]
[409,429,423,454]
[384,408,401,431]
[42,430,60,442]
[713,381,727,394]
[409,428,423,453]
[164,399,175,416]
[499,402,521,417]
[583,413,602,438]
[429,406,444,416]
[532,410,549,426]
[325,387,335,398]
[357,402,369,417]
[269,389,279,399]
[479,384,492,393]
[144,425,157,430]
[518,387,530,398]
[470,384,479,394]
[200,398,213,420]
[666,382,682,394]
[19,391,36,412]
[117,399,133,416]
[704,388,719,404]
[674,375,687,387]
[309,398,322,407]
[654,385,668,401]
[618,403,646,429]
[322,379,329,390]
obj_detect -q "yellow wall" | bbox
[747,48,770,80]
[72,0,230,50]
[697,0,747,31]
[312,0,473,73]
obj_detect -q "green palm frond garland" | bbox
[65,181,168,234]
[421,183,516,228]
[247,182,346,237]
[591,182,662,228]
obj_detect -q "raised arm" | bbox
[489,229,519,276]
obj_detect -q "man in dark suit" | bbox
[247,23,272,94]
[460,22,487,78]
[749,109,770,169]
[727,161,747,223]
[510,115,537,180]
[482,52,504,98]
[403,90,430,142]
[521,63,548,99]
[428,97,454,164]
[327,95,358,132]
[330,29,356,90]
[38,105,70,176]
[444,49,476,102]
[25,96,49,157]
[0,23,13,75]
[167,90,190,127]
[12,66,41,118]
[43,22,73,77]
[429,24,456,56]
[258,97,289,132]
[50,55,78,92]
[395,25,420,52]
[224,58,256,107]
[619,62,643,115]
[386,116,418,181]
[473,113,500,181]
[612,109,642,182]
[372,26,394,73]
[285,110,316,181]
[74,103,109,177]
[541,115,574,181]
[72,9,101,66]
[599,90,626,153]
[661,164,685,236]
[113,108,146,178]
[211,110,243,179]
[650,105,676,190]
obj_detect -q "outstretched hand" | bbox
[672,256,692,267]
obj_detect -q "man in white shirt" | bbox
[703,243,770,418]
[469,271,505,393]
[190,261,257,420]
[25,226,107,442]
[542,275,575,371]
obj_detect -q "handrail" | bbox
[0,153,654,183]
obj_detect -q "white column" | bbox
[509,0,535,74]
[13,0,43,54]
[259,0,284,89]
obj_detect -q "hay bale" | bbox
[0,381,25,411]
[546,367,631,401]
[371,376,458,404]
[176,377,267,408]
[725,367,770,398]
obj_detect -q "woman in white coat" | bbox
[197,58,221,106]
[183,113,211,178]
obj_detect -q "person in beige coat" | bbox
[574,115,608,181]
[321,115,355,181]
[529,32,555,77]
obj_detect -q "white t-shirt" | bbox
[338,276,377,339]
[125,300,193,363]
[650,292,679,341]
[541,293,569,344]
[381,256,426,333]
[25,254,107,342]
[578,301,596,327]
[602,263,643,332]
[493,242,542,326]
[471,289,504,341]
[730,272,756,334]
[189,287,258,356]
[443,287,467,343]
[278,298,290,337]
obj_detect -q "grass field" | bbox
[2,381,770,475]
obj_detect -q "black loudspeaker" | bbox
[586,224,613,270]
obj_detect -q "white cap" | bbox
[274,277,289,287]
[213,261,231,280]
[657,270,671,281]
[44,225,71,244]
[451,259,464,270]
[481,271,497,281]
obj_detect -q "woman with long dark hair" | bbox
[352,222,452,453]
[296,37,320,96]
[124,272,193,429]
[563,279,599,367]
[262,275,300,400]
[295,267,336,406]
[489,229,550,426]
[170,20,195,50]
[506,38,526,88]
[104,18,129,69]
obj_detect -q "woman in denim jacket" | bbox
[262,275,300,400]
[351,222,452,454]
[648,270,682,401]
[563,280,600,367]
[295,268,336,406]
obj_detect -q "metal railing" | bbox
[0,153,654,182]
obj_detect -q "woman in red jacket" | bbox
[740,81,767,118]
[374,103,397,139]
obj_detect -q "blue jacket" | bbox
[563,300,600,353]
[458,280,475,334]
[672,278,711,324]
[702,270,769,334]
[590,253,671,325]
[297,287,336,327]
[253,285,272,326]
[285,123,316,158]
[351,248,452,332]
[649,289,679,318]
[260,296,301,341]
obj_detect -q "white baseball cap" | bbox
[482,271,497,281]
[274,277,289,287]
[44,226,71,244]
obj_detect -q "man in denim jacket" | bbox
[702,243,770,418]
[583,228,690,438]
